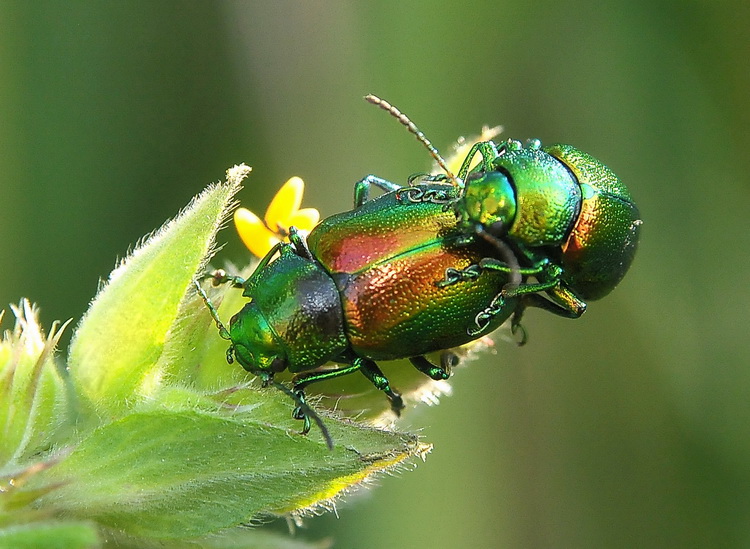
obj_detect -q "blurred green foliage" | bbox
[1,1,748,547]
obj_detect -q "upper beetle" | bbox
[434,137,641,333]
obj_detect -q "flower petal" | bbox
[234,208,279,258]
[264,176,304,229]
[288,207,321,233]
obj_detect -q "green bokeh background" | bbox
[2,2,748,547]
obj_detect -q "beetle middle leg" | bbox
[438,261,541,288]
[479,260,587,318]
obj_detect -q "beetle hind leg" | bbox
[356,357,405,415]
[409,355,451,381]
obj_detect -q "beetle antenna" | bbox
[271,380,334,450]
[474,226,523,290]
[365,94,461,189]
[194,280,232,340]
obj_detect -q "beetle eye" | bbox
[487,220,506,237]
[465,169,485,182]
[270,357,287,373]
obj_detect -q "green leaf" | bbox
[105,526,331,549]
[68,174,242,416]
[0,521,99,549]
[2,167,431,543]
[30,409,424,539]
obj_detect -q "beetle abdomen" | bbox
[546,144,642,300]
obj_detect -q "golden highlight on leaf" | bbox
[275,442,433,515]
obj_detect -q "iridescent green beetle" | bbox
[433,136,642,335]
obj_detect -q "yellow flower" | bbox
[234,176,320,257]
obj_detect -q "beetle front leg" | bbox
[287,226,315,261]
[456,141,500,181]
[292,363,363,393]
[354,175,402,207]
[201,269,246,288]
[290,363,363,435]
[438,260,542,288]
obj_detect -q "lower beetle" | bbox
[199,180,518,448]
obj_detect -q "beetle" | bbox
[198,181,519,449]
[197,95,640,447]
[432,136,642,336]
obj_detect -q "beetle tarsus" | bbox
[437,264,482,287]
[271,381,333,450]
[203,269,246,288]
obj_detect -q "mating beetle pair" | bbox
[198,96,641,447]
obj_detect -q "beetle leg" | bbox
[538,287,586,318]
[292,363,363,392]
[356,358,405,415]
[287,226,315,261]
[265,379,333,450]
[200,269,246,288]
[493,262,587,319]
[407,172,450,185]
[438,260,541,288]
[409,355,451,381]
[477,258,545,277]
[437,264,483,287]
[509,304,529,346]
[291,364,361,423]
[469,292,510,336]
[353,175,402,207]
[456,141,500,181]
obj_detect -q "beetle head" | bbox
[459,170,517,237]
[227,301,287,374]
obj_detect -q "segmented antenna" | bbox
[194,280,231,340]
[365,94,461,188]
